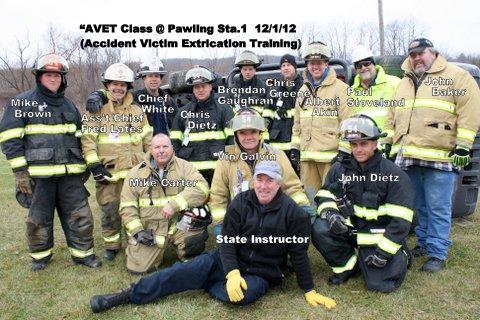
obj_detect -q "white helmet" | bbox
[234,50,262,68]
[102,63,135,88]
[351,45,374,64]
[185,66,214,85]
[303,42,331,61]
[137,57,167,78]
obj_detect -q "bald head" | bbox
[150,133,174,168]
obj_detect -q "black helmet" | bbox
[340,114,387,141]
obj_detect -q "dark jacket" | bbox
[229,75,272,112]
[0,84,86,178]
[170,93,234,171]
[220,188,314,291]
[132,88,177,135]
[268,73,303,144]
[316,151,413,258]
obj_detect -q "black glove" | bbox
[290,148,300,171]
[365,253,388,268]
[89,163,112,185]
[86,90,107,113]
[276,106,288,119]
[322,209,349,235]
[382,143,392,159]
[134,229,155,246]
[449,145,470,167]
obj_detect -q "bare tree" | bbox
[0,38,33,93]
[385,18,425,55]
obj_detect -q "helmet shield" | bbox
[185,66,214,85]
[137,57,167,78]
[33,53,69,75]
[230,111,266,132]
[340,116,385,141]
[303,42,332,61]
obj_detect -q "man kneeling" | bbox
[312,115,413,293]
[91,161,336,312]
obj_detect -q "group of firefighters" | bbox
[1,38,479,312]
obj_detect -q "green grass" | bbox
[0,155,479,320]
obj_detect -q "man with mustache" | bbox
[90,161,336,313]
[349,45,400,133]
[81,63,153,261]
[208,108,311,237]
[382,38,480,272]
[119,134,210,274]
[85,57,177,136]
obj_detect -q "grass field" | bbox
[0,155,479,320]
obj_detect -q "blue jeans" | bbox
[405,166,456,260]
[130,249,269,305]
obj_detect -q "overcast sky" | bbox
[1,0,479,61]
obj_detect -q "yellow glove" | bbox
[304,290,337,309]
[225,269,248,302]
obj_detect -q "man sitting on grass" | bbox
[90,161,336,312]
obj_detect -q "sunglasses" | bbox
[355,61,372,69]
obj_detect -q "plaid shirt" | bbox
[395,148,454,172]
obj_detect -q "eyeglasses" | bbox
[355,61,372,69]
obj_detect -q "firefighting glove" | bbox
[86,90,107,113]
[226,269,248,302]
[134,229,155,246]
[449,145,470,167]
[322,209,349,235]
[89,163,112,185]
[304,290,337,309]
[14,170,34,195]
[382,143,392,159]
[365,253,388,268]
[275,106,288,119]
[290,148,300,171]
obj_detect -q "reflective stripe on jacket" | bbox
[291,68,355,162]
[383,55,480,162]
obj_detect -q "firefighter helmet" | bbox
[136,57,167,78]
[340,114,387,141]
[303,42,331,61]
[351,45,374,64]
[185,66,214,85]
[32,53,69,76]
[176,206,212,231]
[102,63,135,88]
[234,50,262,68]
[230,108,266,132]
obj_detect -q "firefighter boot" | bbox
[31,254,53,272]
[104,249,119,261]
[73,254,102,268]
[90,287,132,313]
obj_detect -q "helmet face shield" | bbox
[340,116,385,141]
[230,112,266,132]
[234,50,261,68]
[303,42,332,61]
